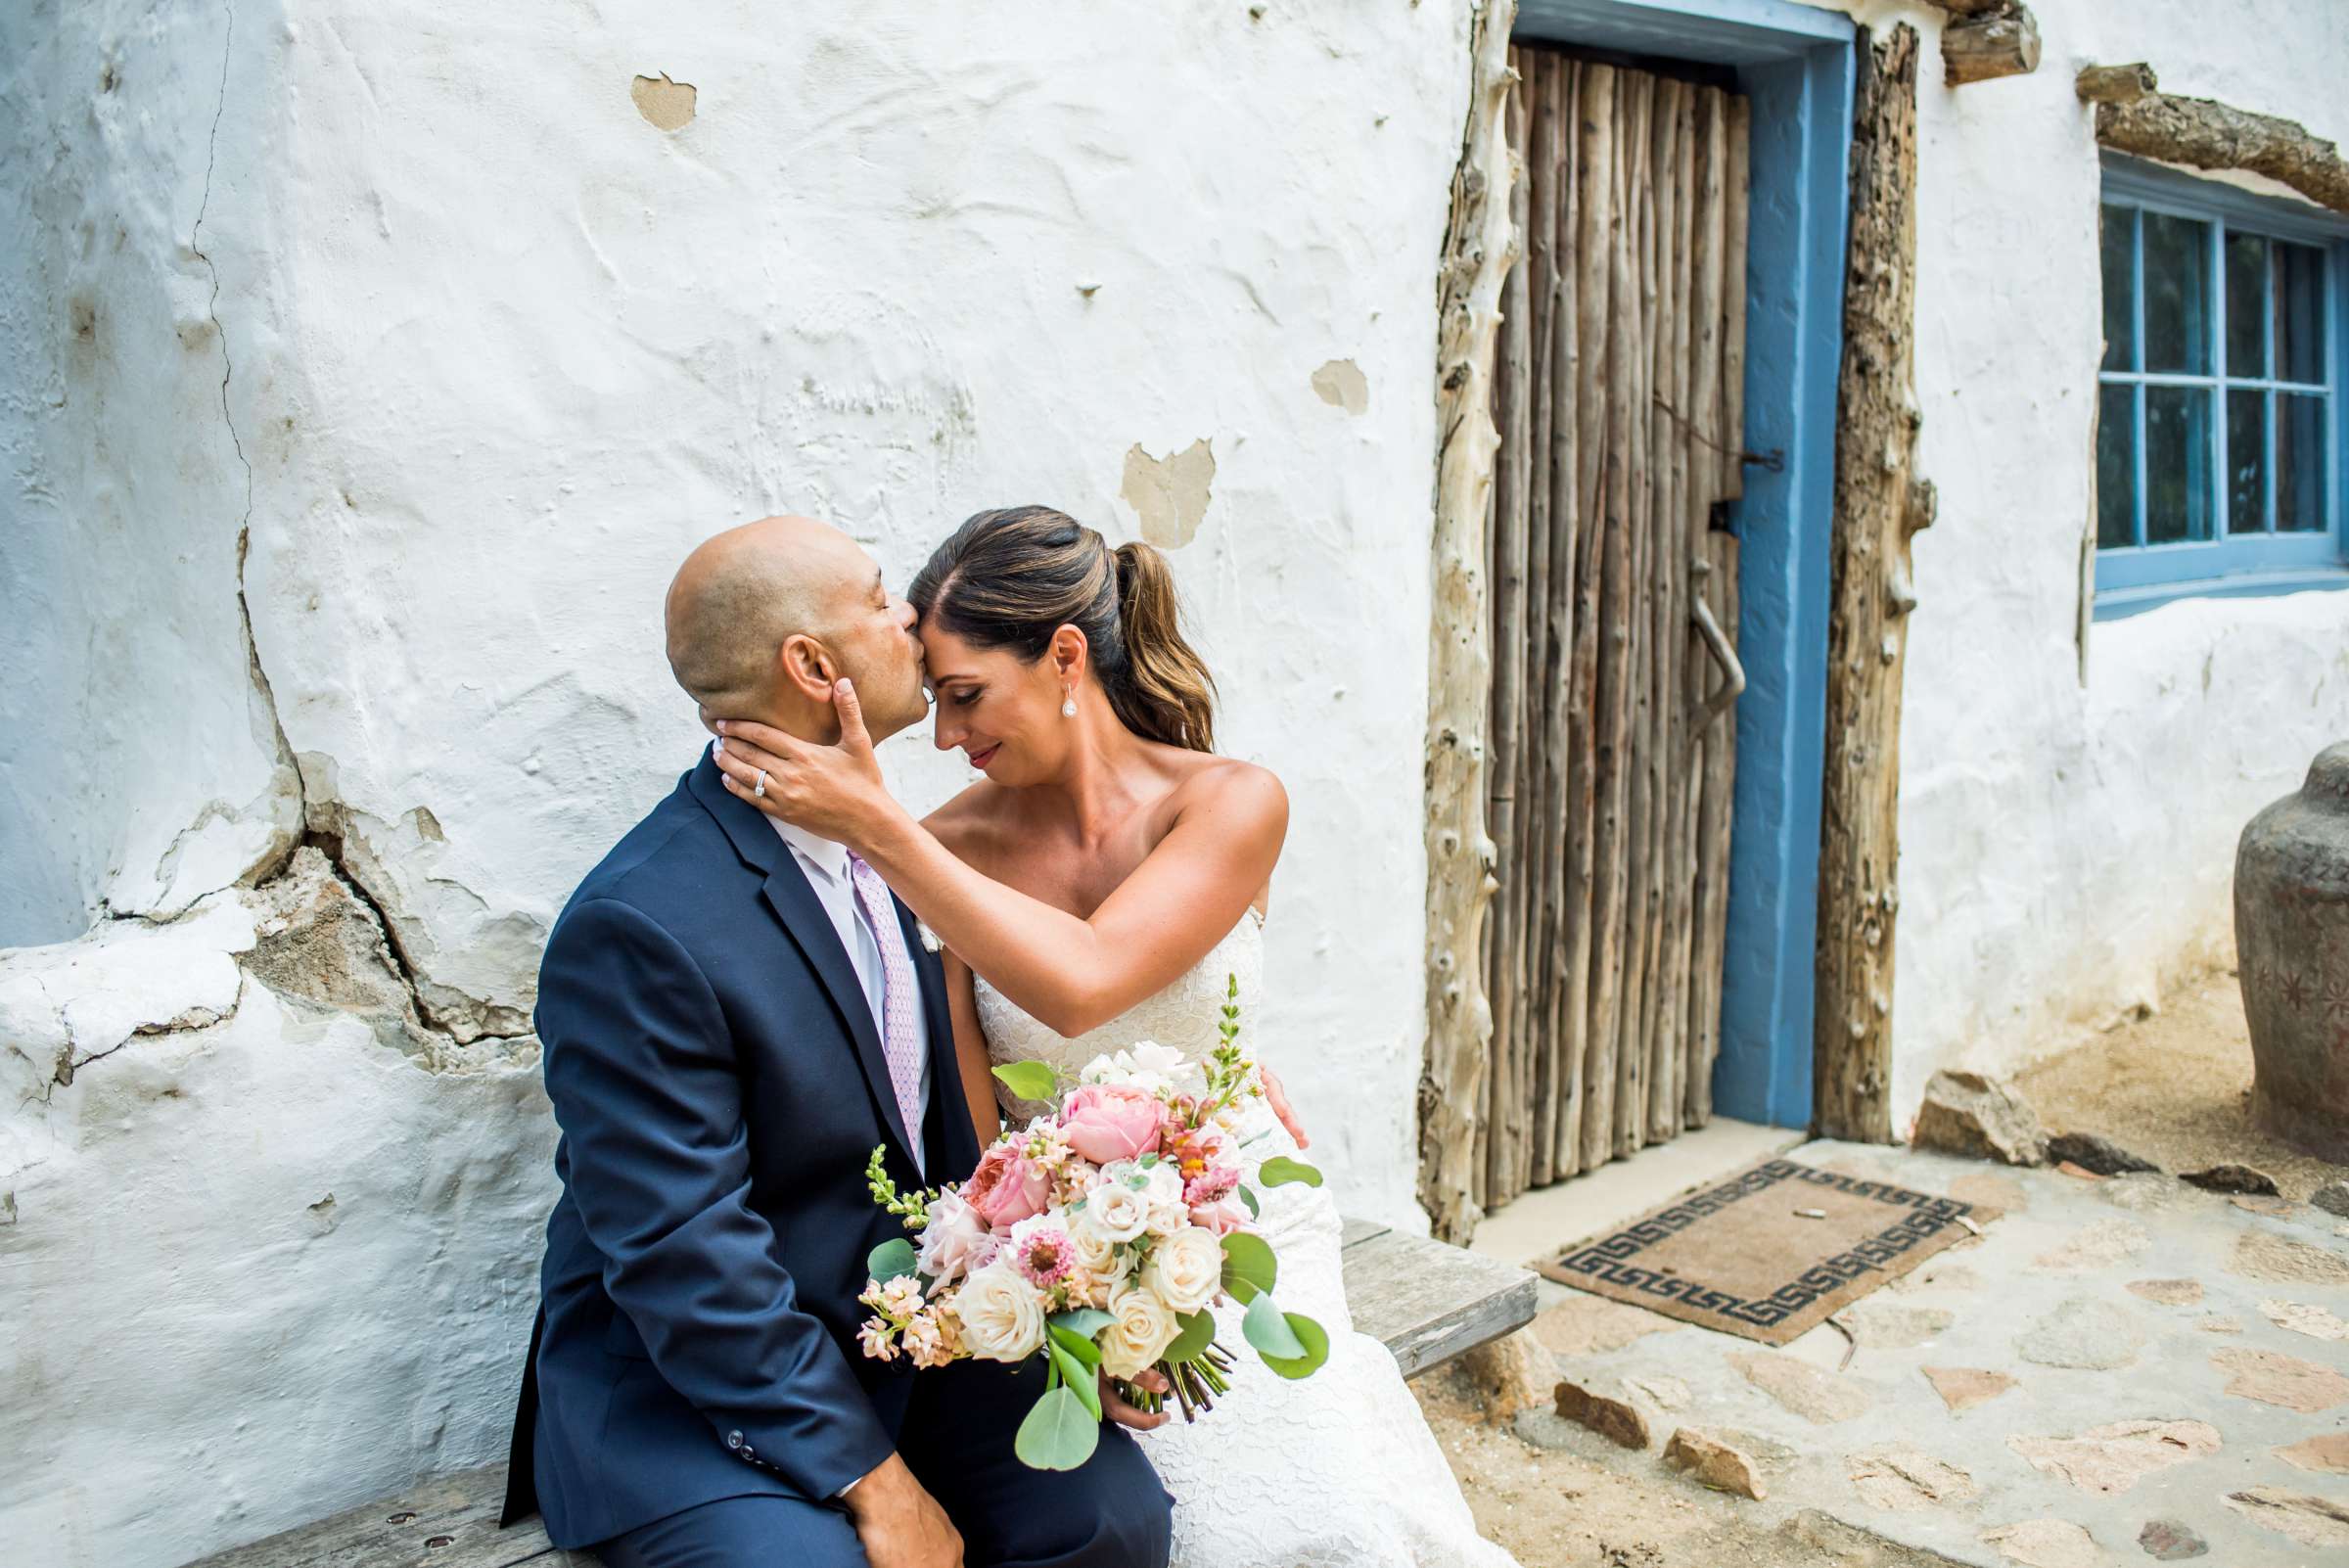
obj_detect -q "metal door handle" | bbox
[1690,592,1744,723]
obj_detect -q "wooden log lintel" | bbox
[2096,91,2349,217]
[1941,4,2041,88]
[2075,62,2157,105]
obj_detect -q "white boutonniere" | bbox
[916,920,942,953]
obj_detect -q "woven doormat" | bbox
[1540,1158,1995,1346]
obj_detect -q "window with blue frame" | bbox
[2095,156,2348,619]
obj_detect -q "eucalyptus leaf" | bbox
[1258,1311,1330,1381]
[1048,1339,1103,1420]
[1161,1309,1216,1364]
[1013,1386,1101,1471]
[866,1238,919,1283]
[1239,1185,1260,1220]
[991,1060,1059,1103]
[1242,1292,1308,1360]
[1259,1156,1323,1189]
[1050,1308,1115,1341]
[1220,1231,1278,1304]
[1048,1323,1104,1370]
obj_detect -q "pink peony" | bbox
[1188,1194,1249,1235]
[1059,1084,1165,1166]
[964,1142,1052,1230]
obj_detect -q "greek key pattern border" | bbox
[1548,1159,1977,1330]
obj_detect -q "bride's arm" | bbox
[942,950,1001,1149]
[712,683,1284,1038]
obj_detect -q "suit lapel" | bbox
[687,751,920,1172]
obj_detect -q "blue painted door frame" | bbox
[1512,0,1856,1129]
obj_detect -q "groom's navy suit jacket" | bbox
[504,749,984,1548]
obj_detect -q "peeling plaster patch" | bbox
[631,72,696,131]
[1120,438,1215,548]
[1311,358,1369,414]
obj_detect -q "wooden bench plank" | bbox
[1339,1215,1394,1250]
[1339,1227,1540,1379]
[182,1464,590,1568]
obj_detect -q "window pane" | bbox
[2279,392,2328,532]
[2226,232,2268,378]
[2142,212,2211,374]
[2227,389,2269,534]
[2144,385,2214,543]
[2100,204,2136,373]
[2097,382,2139,548]
[2277,241,2326,386]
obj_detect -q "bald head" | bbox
[665,515,872,715]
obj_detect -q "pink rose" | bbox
[1059,1084,1165,1166]
[914,1192,995,1286]
[964,1143,1052,1230]
[1188,1194,1249,1235]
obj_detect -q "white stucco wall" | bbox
[10,1,2346,1558]
[1832,0,2349,1121]
[2,3,1476,1561]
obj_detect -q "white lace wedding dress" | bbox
[974,910,1521,1568]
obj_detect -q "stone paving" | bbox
[1514,1139,2349,1566]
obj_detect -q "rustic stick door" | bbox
[1477,45,1751,1211]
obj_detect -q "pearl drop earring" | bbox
[1061,689,1078,717]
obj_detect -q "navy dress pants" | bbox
[594,1360,1174,1568]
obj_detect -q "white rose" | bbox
[1140,1225,1224,1314]
[955,1262,1047,1362]
[1099,1283,1180,1378]
[1078,1053,1119,1085]
[1084,1180,1151,1244]
[1125,1040,1189,1080]
[1068,1214,1132,1281]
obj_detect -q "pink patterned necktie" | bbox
[845,852,924,1159]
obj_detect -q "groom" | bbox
[502,516,1174,1568]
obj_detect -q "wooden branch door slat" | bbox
[1476,45,1749,1209]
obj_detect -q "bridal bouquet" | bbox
[854,979,1328,1470]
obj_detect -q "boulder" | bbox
[1663,1427,1766,1499]
[1554,1377,1653,1451]
[2045,1131,2160,1176]
[1912,1070,2049,1166]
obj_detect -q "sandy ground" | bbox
[1416,1356,2009,1568]
[1410,962,2349,1568]
[1414,1364,1968,1568]
[2017,962,2343,1201]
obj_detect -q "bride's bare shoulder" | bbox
[1166,756,1287,837]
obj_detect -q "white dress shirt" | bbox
[767,817,932,1176]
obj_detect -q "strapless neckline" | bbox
[970,907,1267,1111]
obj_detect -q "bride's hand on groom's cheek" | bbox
[711,681,895,843]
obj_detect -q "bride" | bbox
[710,506,1518,1568]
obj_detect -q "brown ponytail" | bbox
[1109,541,1217,753]
[909,506,1219,753]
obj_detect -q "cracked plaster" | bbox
[3,5,1480,1561]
